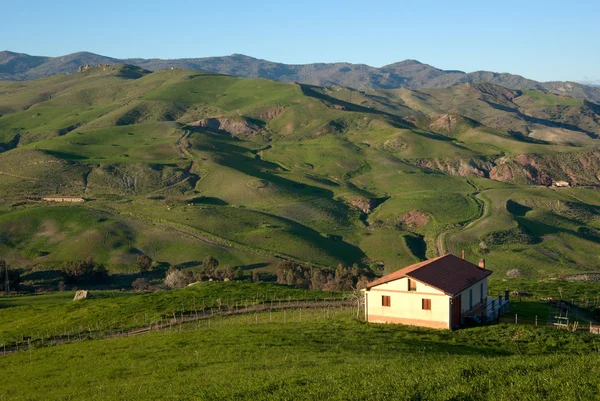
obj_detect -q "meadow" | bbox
[1,308,600,400]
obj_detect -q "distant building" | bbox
[552,180,570,188]
[362,254,498,329]
[42,196,85,203]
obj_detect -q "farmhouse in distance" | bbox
[363,253,500,329]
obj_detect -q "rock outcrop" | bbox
[73,290,90,300]
[190,117,261,137]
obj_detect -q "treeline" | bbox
[276,261,371,291]
[60,258,108,284]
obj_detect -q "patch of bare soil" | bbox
[399,210,429,229]
[35,220,66,243]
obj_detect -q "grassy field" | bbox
[0,282,343,345]
[1,308,600,400]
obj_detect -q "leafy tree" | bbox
[60,258,108,284]
[203,256,219,275]
[132,277,150,291]
[136,255,153,273]
[164,267,190,289]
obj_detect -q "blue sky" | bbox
[1,0,598,82]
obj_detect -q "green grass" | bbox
[521,90,584,107]
[0,282,341,345]
[21,122,183,163]
[1,310,600,400]
[0,104,116,144]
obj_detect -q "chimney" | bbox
[461,250,465,259]
[479,259,485,269]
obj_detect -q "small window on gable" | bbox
[422,298,431,310]
[408,279,417,291]
[382,295,391,307]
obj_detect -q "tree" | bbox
[164,267,190,289]
[203,256,219,276]
[310,269,325,290]
[0,261,19,293]
[132,277,150,291]
[60,258,108,284]
[252,270,260,282]
[221,265,235,280]
[136,255,153,273]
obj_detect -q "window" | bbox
[480,283,484,302]
[382,295,391,307]
[422,298,431,310]
[408,279,417,291]
[469,289,473,310]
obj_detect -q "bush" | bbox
[60,258,108,284]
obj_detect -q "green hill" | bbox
[1,65,600,285]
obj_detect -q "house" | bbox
[362,254,492,329]
[42,196,85,203]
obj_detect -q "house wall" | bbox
[364,277,450,329]
[456,278,488,313]
[42,197,85,203]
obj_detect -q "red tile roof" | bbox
[366,254,492,296]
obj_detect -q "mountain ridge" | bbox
[2,50,600,104]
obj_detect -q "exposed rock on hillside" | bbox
[399,210,430,230]
[412,150,600,186]
[190,117,261,137]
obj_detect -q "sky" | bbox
[1,0,598,82]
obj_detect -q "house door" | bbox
[451,294,462,329]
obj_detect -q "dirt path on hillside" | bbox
[435,191,488,256]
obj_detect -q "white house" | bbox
[362,254,492,329]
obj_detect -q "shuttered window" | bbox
[408,279,417,291]
[382,295,391,307]
[422,298,431,310]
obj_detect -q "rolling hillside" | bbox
[1,64,600,285]
[2,50,600,103]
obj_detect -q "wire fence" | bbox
[0,297,359,356]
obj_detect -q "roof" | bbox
[366,254,492,296]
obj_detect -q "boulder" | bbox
[73,290,90,301]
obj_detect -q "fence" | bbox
[497,298,600,333]
[0,297,358,356]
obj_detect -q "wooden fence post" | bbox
[515,313,518,324]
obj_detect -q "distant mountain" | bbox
[2,50,600,103]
